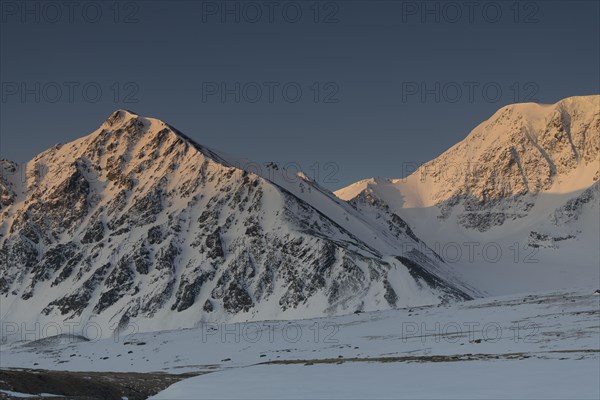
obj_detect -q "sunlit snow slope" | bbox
[336,95,600,294]
[0,110,473,336]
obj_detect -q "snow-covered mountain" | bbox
[336,95,600,295]
[0,110,472,335]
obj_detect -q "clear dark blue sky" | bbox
[1,0,598,189]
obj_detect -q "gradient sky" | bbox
[1,0,599,190]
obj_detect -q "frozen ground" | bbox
[152,358,600,400]
[1,288,599,399]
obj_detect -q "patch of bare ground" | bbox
[262,349,600,366]
[0,368,203,400]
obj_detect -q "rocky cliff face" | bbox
[0,110,471,334]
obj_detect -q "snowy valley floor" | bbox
[1,288,599,399]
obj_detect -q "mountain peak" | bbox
[0,108,471,331]
[485,95,599,130]
[100,110,192,146]
[337,94,599,207]
[103,109,140,127]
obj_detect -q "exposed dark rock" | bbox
[383,279,398,307]
[203,299,214,312]
[223,282,253,313]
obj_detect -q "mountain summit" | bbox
[336,95,600,294]
[0,110,471,335]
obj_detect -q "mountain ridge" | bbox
[0,110,472,337]
[335,95,600,295]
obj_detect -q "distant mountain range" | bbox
[1,95,597,334]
